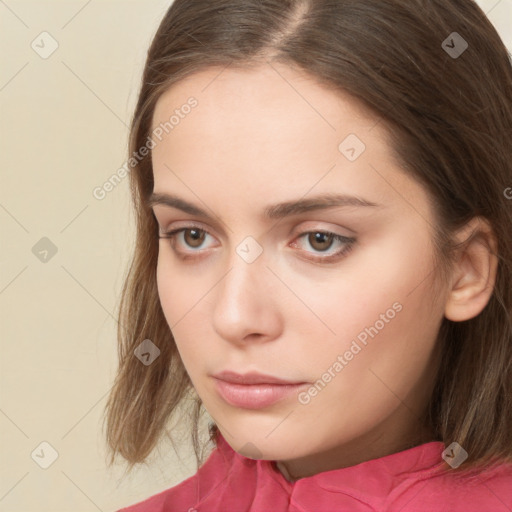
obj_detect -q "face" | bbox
[150,62,448,479]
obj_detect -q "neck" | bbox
[275,419,436,482]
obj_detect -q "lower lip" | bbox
[213,378,308,409]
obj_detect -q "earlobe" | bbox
[444,217,498,322]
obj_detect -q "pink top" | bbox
[117,434,512,511]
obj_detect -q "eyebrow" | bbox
[148,192,384,221]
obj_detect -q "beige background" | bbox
[0,1,511,511]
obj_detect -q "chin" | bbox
[216,421,309,461]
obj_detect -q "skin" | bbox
[150,61,498,481]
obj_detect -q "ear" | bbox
[444,217,498,322]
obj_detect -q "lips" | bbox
[211,370,309,409]
[212,370,306,385]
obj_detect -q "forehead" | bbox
[152,63,383,168]
[152,62,379,138]
[149,63,431,222]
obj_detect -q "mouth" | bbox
[211,370,309,409]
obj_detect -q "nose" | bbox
[211,248,282,346]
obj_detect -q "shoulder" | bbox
[403,460,512,511]
[115,436,242,512]
[116,483,182,512]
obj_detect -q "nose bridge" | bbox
[219,237,267,307]
[211,236,279,342]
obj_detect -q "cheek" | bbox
[298,235,440,382]
[156,253,176,322]
[156,250,198,327]
[156,252,210,369]
[156,253,194,359]
[308,276,440,420]
[290,293,439,444]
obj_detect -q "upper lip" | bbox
[212,370,306,385]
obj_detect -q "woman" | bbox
[104,0,512,510]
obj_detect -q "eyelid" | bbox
[289,220,355,239]
[158,221,353,245]
[159,221,356,265]
[158,218,354,238]
[159,223,219,253]
[158,220,213,236]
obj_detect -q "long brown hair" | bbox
[102,0,512,476]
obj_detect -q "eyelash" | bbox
[158,224,356,264]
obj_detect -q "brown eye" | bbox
[292,230,356,263]
[307,232,334,252]
[159,226,355,265]
[183,228,206,248]
[158,225,215,257]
